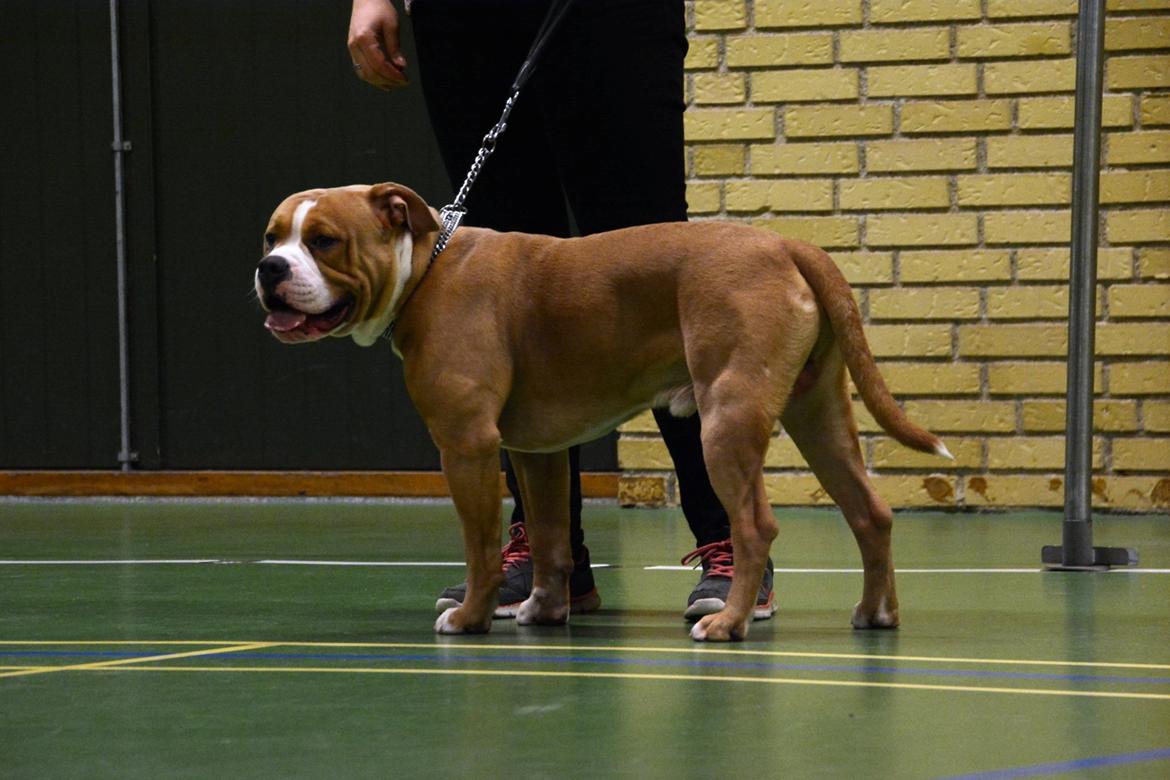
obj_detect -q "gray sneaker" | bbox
[434,522,601,618]
[681,539,776,621]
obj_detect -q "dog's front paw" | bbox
[434,606,492,635]
[690,611,749,642]
[850,598,899,630]
[516,587,569,626]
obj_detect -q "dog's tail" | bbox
[788,242,953,460]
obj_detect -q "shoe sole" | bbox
[435,589,602,619]
[683,593,776,622]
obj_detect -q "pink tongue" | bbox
[265,309,308,333]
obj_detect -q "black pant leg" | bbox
[652,410,731,545]
[410,2,571,236]
[410,1,585,548]
[534,0,690,232]
[536,0,731,544]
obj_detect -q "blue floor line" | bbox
[942,746,1170,779]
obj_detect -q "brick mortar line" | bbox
[625,464,1170,476]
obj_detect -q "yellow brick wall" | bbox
[618,0,1170,511]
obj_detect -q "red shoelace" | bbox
[501,522,532,568]
[680,539,735,578]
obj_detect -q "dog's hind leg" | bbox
[780,349,899,629]
[508,449,573,626]
[686,277,820,642]
[688,368,789,643]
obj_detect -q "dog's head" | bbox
[255,183,440,346]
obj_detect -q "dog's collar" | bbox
[379,206,465,345]
[432,205,465,258]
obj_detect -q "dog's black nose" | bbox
[257,255,291,290]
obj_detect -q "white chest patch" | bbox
[389,231,414,315]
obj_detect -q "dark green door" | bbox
[1,0,618,473]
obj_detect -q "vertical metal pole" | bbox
[1044,0,1135,569]
[1061,0,1106,565]
[109,0,135,470]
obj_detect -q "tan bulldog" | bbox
[254,182,952,642]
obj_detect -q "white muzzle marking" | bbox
[260,199,337,314]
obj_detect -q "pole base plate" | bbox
[1042,545,1139,571]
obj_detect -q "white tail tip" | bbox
[934,441,955,461]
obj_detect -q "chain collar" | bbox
[431,205,465,258]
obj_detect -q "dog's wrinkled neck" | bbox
[359,226,442,349]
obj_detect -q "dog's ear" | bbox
[369,183,440,236]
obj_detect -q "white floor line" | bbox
[0,559,222,565]
[257,560,465,567]
[0,560,1166,573]
[257,560,614,569]
[0,559,611,569]
[647,566,1170,574]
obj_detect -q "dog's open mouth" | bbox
[264,296,354,341]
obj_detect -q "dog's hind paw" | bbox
[850,599,899,630]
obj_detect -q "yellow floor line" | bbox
[278,641,1170,671]
[0,639,1166,671]
[0,642,280,680]
[95,663,1170,702]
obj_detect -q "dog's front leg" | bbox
[435,449,505,634]
[508,450,572,626]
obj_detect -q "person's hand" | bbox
[348,0,408,90]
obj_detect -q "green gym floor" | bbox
[1,501,1168,779]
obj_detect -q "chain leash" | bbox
[431,92,518,259]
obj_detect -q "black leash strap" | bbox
[512,0,576,93]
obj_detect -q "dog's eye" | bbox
[309,235,339,252]
[264,232,277,249]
